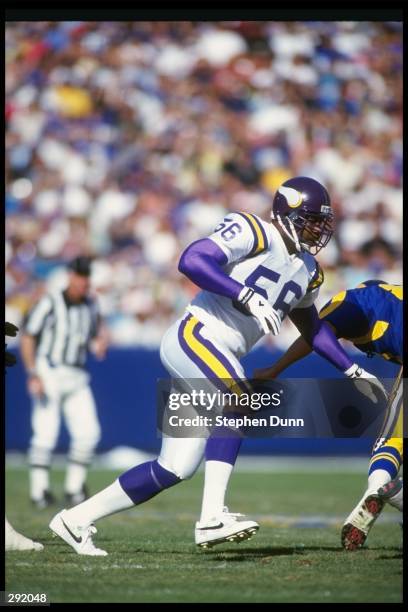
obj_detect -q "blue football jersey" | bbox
[318,280,402,364]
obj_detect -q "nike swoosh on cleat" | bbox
[61,518,82,543]
[197,522,224,530]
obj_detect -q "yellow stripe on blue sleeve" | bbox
[349,320,389,344]
[379,284,403,300]
[318,291,347,319]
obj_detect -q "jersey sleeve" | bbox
[23,295,53,336]
[207,212,269,264]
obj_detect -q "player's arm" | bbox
[260,305,387,399]
[20,295,52,398]
[178,237,243,300]
[89,310,109,361]
[253,335,312,380]
[178,214,281,334]
[289,305,354,371]
[254,302,357,374]
[20,333,46,398]
[293,305,388,398]
[20,333,37,374]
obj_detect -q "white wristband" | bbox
[344,363,360,377]
[237,286,254,305]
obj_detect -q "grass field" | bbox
[5,465,403,603]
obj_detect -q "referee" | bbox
[20,256,108,508]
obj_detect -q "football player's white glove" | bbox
[344,363,388,404]
[238,287,281,335]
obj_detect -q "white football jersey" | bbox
[187,212,323,357]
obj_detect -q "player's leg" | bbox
[62,384,101,505]
[5,517,44,552]
[48,420,206,555]
[341,372,403,550]
[28,391,61,508]
[59,317,206,525]
[173,314,258,547]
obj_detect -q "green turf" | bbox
[5,467,402,603]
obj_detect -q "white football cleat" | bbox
[195,507,259,549]
[341,492,384,551]
[49,509,107,556]
[5,519,44,552]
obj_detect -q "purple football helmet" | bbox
[272,176,334,254]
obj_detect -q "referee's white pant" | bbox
[28,358,101,499]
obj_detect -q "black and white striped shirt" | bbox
[23,290,100,368]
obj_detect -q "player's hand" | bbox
[90,337,108,360]
[27,375,46,400]
[238,287,281,335]
[344,363,388,404]
[253,365,279,380]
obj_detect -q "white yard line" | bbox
[117,509,402,527]
[6,452,373,473]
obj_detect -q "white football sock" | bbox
[64,479,133,527]
[30,467,49,500]
[64,462,87,495]
[367,469,391,494]
[200,460,234,523]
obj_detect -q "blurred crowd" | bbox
[5,21,402,350]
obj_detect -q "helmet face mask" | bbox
[271,176,334,255]
[289,210,334,255]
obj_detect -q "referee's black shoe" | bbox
[64,485,89,507]
[31,490,57,509]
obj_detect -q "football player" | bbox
[254,280,403,550]
[49,177,385,555]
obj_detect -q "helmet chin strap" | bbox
[274,214,302,253]
[300,240,312,253]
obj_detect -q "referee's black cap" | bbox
[68,256,92,277]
